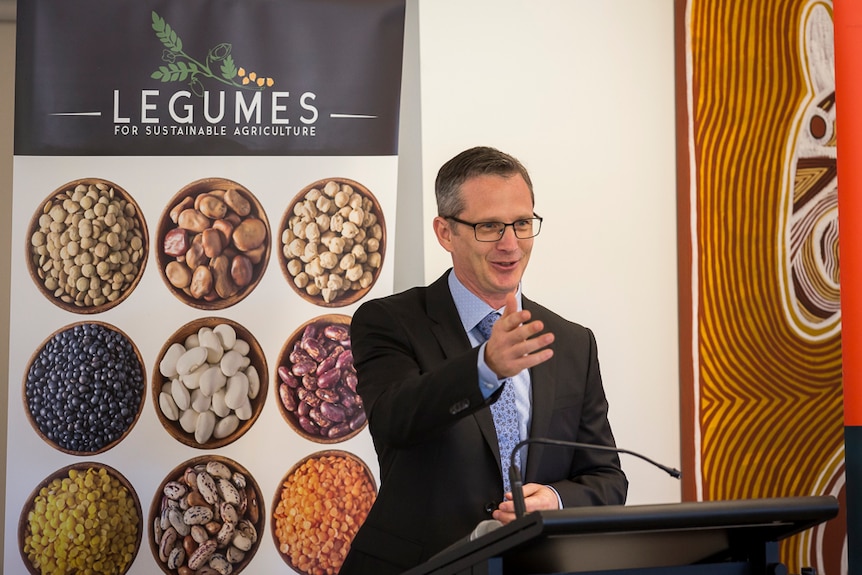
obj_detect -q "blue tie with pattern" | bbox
[476,311,521,492]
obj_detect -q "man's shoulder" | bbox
[356,271,450,314]
[523,297,591,335]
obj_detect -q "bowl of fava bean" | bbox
[153,317,268,449]
[279,177,386,307]
[27,178,149,314]
[275,314,367,444]
[19,462,143,575]
[23,321,146,455]
[157,177,271,310]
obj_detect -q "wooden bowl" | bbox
[274,314,367,444]
[22,321,147,455]
[26,177,149,314]
[19,462,143,575]
[152,316,268,449]
[156,177,271,310]
[279,177,386,308]
[149,455,264,575]
[271,450,377,575]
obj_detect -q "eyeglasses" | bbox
[445,214,543,242]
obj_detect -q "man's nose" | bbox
[496,224,520,247]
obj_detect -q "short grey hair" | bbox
[434,146,534,217]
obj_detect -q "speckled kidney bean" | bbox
[277,320,366,441]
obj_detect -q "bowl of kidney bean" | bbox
[274,314,367,444]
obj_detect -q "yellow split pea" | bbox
[23,467,139,575]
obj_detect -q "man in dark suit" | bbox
[339,146,627,574]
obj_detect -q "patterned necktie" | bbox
[476,311,521,492]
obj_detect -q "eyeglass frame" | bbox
[444,214,543,242]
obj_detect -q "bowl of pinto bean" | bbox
[274,314,367,444]
[157,178,271,310]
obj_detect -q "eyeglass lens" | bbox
[475,218,541,241]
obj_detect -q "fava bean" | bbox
[161,183,268,305]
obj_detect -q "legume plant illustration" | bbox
[150,11,274,96]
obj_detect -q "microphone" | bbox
[508,437,681,519]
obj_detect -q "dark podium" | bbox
[403,496,839,575]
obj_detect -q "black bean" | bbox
[25,323,144,453]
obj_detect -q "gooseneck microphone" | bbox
[508,438,681,519]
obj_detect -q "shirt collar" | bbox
[447,269,523,334]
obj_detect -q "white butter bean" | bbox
[235,396,252,421]
[181,364,206,390]
[246,366,260,399]
[211,389,230,418]
[191,388,212,413]
[159,322,260,445]
[159,391,180,421]
[179,408,199,434]
[176,347,208,376]
[224,372,249,410]
[220,350,245,377]
[213,324,237,349]
[195,410,215,444]
[198,328,225,363]
[170,378,191,411]
[213,414,240,439]
[232,339,250,356]
[160,342,187,378]
[199,365,228,396]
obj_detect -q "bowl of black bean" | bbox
[23,321,146,455]
[274,314,367,444]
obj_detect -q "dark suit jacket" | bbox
[339,271,627,574]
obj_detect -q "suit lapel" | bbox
[425,273,472,358]
[523,297,557,480]
[425,272,500,461]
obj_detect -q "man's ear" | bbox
[433,216,454,253]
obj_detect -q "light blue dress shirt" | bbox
[447,271,532,464]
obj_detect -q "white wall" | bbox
[412,0,681,505]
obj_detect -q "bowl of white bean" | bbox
[27,177,149,314]
[279,177,386,308]
[153,317,268,449]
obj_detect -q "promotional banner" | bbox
[6,1,405,574]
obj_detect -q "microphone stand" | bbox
[508,437,681,519]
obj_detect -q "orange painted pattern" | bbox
[684,0,844,571]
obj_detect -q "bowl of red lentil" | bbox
[271,450,377,575]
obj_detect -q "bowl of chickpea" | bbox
[278,177,386,308]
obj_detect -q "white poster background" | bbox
[6,154,395,574]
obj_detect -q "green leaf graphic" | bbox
[220,56,238,80]
[152,12,183,52]
[151,11,268,93]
